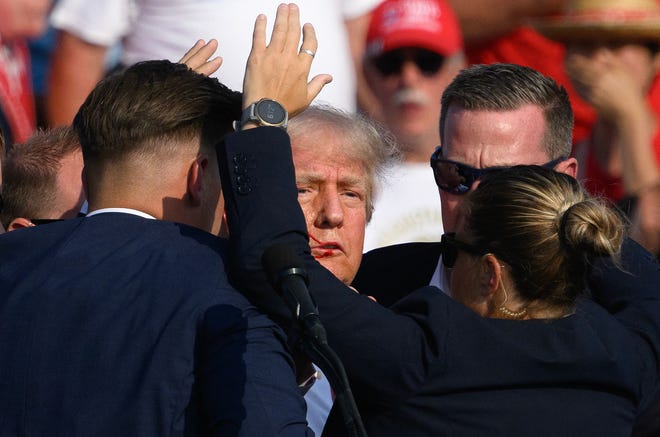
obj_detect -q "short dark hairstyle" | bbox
[1,126,81,227]
[73,60,242,167]
[440,63,574,159]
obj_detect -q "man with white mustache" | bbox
[361,0,466,251]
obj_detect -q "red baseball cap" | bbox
[366,0,463,59]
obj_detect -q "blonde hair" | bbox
[463,166,625,310]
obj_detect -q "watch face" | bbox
[256,100,287,125]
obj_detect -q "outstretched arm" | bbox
[218,3,449,409]
[219,127,450,409]
[46,31,108,126]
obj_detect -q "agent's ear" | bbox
[187,154,209,206]
[555,156,578,178]
[218,210,230,237]
[7,217,33,231]
[479,253,503,298]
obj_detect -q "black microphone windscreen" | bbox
[261,243,302,286]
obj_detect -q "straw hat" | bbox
[532,0,660,42]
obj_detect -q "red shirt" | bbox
[0,38,36,144]
[466,25,660,202]
[466,26,596,144]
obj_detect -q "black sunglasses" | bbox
[372,49,445,77]
[441,232,489,269]
[430,147,567,195]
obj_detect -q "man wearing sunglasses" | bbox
[353,62,660,434]
[219,30,660,433]
[0,15,318,432]
[354,62,580,304]
[361,0,466,251]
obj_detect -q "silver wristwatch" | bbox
[237,98,288,131]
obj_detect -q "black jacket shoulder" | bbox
[353,242,443,307]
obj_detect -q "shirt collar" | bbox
[430,255,452,297]
[85,208,156,220]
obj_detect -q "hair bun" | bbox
[558,199,624,259]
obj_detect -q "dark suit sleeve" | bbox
[217,128,452,410]
[588,238,660,409]
[588,238,660,343]
[198,294,313,436]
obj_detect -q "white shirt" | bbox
[304,366,333,436]
[364,162,444,252]
[430,255,451,296]
[86,208,156,219]
[51,0,382,112]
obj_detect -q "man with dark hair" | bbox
[354,62,579,305]
[436,63,577,230]
[0,11,317,434]
[75,60,241,236]
[1,126,84,230]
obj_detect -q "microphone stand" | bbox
[262,244,367,437]
[296,313,367,437]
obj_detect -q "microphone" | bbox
[262,243,368,437]
[261,243,327,344]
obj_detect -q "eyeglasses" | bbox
[372,49,445,77]
[430,147,567,195]
[441,232,488,269]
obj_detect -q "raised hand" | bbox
[565,49,647,121]
[242,3,333,116]
[179,39,223,77]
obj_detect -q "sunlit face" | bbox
[366,48,461,153]
[440,104,550,232]
[0,0,51,39]
[292,128,369,284]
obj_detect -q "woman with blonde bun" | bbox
[445,165,626,321]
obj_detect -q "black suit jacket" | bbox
[0,213,312,436]
[353,242,441,307]
[219,127,660,437]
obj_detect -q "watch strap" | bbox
[236,99,288,131]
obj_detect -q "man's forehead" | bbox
[292,138,369,175]
[295,168,368,189]
[442,104,550,166]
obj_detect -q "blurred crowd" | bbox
[1,0,658,256]
[1,0,660,435]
